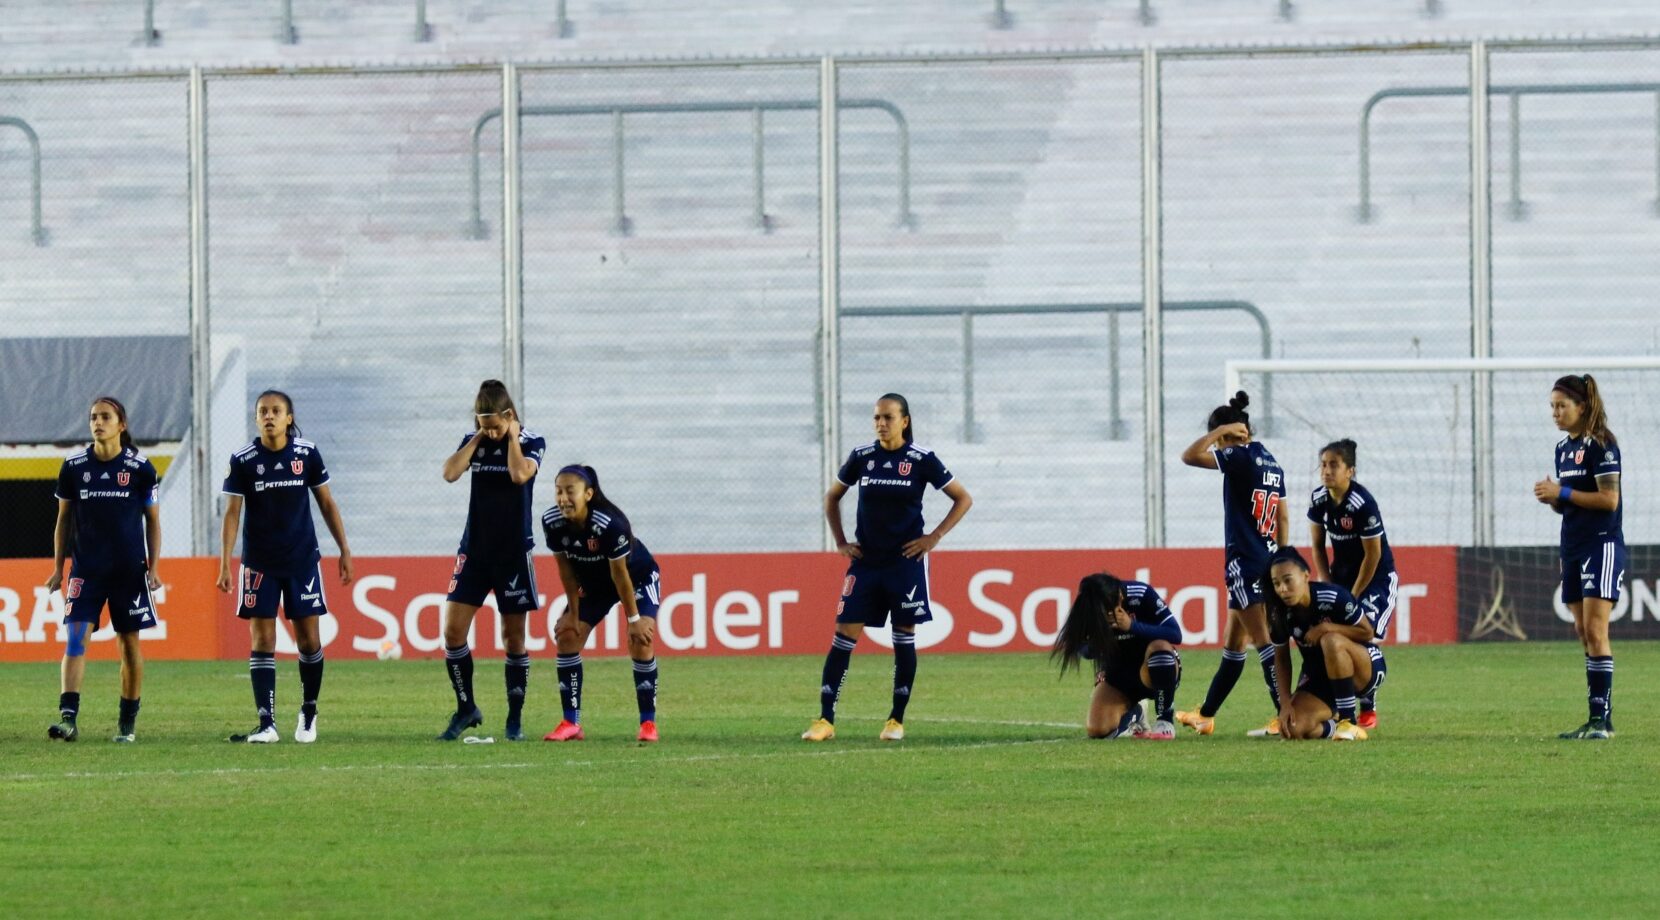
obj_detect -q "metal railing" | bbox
[468,98,913,238]
[414,0,431,42]
[138,0,161,46]
[556,0,573,39]
[0,115,46,246]
[1360,82,1660,221]
[841,301,1272,443]
[279,0,297,44]
[989,0,1013,29]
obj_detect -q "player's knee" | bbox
[1147,639,1174,654]
[1318,632,1348,657]
[554,624,581,649]
[64,622,90,658]
[628,633,653,656]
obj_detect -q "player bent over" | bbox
[1053,573,1182,740]
[1266,548,1385,742]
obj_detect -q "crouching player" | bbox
[1266,548,1385,742]
[1052,573,1183,740]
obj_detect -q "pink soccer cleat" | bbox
[542,719,584,742]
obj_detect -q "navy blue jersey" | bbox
[457,430,547,557]
[222,438,329,575]
[1086,580,1183,673]
[1212,442,1286,570]
[1306,481,1396,590]
[542,504,657,597]
[1556,435,1624,557]
[54,446,158,577]
[1269,581,1370,671]
[835,442,955,565]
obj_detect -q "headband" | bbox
[557,465,593,485]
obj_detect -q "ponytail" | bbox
[1206,390,1252,432]
[257,389,302,439]
[1052,573,1126,676]
[90,396,135,450]
[878,392,914,444]
[1553,374,1615,446]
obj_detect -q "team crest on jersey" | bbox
[66,578,83,599]
[1340,516,1353,529]
[82,472,91,483]
[898,462,912,476]
[256,464,265,474]
[1574,449,1585,464]
[117,472,131,486]
[291,460,305,475]
[866,460,874,470]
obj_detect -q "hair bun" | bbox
[1229,390,1250,410]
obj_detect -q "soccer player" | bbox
[1052,573,1182,740]
[44,397,160,743]
[1173,391,1290,737]
[217,390,354,743]
[1533,374,1623,740]
[803,393,973,742]
[436,380,546,741]
[1265,548,1383,742]
[1307,438,1397,729]
[540,465,662,742]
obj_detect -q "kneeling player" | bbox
[1053,573,1182,740]
[1266,548,1385,742]
[541,465,662,743]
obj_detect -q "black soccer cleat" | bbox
[504,718,525,742]
[437,707,484,741]
[48,720,79,742]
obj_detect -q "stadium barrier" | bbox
[0,547,1458,662]
[1458,545,1660,641]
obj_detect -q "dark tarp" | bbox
[0,336,190,443]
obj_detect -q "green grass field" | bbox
[3,644,1659,918]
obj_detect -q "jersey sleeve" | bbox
[1305,489,1324,524]
[306,447,331,488]
[1325,587,1364,627]
[923,451,954,490]
[143,461,160,506]
[221,456,247,496]
[605,516,634,561]
[1358,494,1386,539]
[1126,589,1183,644]
[523,435,547,470]
[1211,445,1247,477]
[1267,607,1291,646]
[1593,441,1622,479]
[54,459,74,502]
[541,516,564,555]
[836,450,861,487]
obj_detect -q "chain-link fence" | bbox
[3,41,1657,559]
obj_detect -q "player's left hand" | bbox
[505,414,521,441]
[338,553,355,586]
[1533,476,1558,504]
[902,532,941,558]
[145,569,162,593]
[627,615,655,647]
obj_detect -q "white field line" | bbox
[0,724,1079,784]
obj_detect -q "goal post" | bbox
[1222,356,1660,552]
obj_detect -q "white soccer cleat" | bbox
[1135,720,1177,741]
[231,725,280,744]
[295,712,317,744]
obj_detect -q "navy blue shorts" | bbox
[64,567,157,634]
[1225,557,1268,610]
[1562,541,1627,605]
[1296,645,1386,708]
[446,550,539,615]
[1356,571,1400,641]
[1095,650,1181,701]
[836,557,932,628]
[573,567,661,627]
[238,562,328,620]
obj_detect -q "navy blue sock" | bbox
[819,633,857,723]
[556,653,583,723]
[298,648,324,717]
[1588,655,1613,721]
[633,658,658,723]
[118,696,140,733]
[505,655,530,723]
[444,644,474,713]
[250,651,276,729]
[1199,649,1247,718]
[1147,651,1179,722]
[1331,675,1357,723]
[889,631,917,722]
[1258,646,1282,710]
[59,691,80,722]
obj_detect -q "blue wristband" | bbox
[1558,486,1572,504]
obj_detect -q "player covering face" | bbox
[45,397,161,743]
[1052,573,1183,741]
